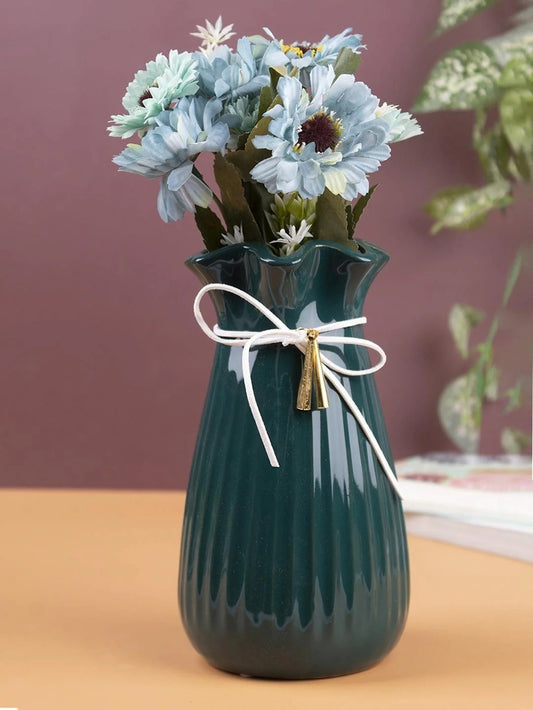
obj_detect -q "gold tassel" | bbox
[297,329,330,411]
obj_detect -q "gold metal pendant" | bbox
[296,329,330,411]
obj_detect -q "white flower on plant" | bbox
[220,224,245,246]
[375,103,423,142]
[191,16,236,55]
[271,220,314,255]
[109,51,199,139]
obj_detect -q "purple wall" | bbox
[1,1,530,488]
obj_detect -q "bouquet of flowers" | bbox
[109,18,422,255]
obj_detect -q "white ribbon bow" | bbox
[194,283,402,498]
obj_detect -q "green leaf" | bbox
[500,87,533,156]
[213,154,262,242]
[438,372,482,453]
[434,0,501,36]
[484,365,499,401]
[333,47,362,77]
[501,427,531,454]
[194,206,225,252]
[425,182,513,232]
[486,27,533,66]
[269,66,286,92]
[257,84,275,120]
[502,251,523,306]
[412,43,501,112]
[225,147,270,180]
[448,303,485,357]
[504,381,523,412]
[313,189,349,243]
[499,53,533,90]
[346,185,378,238]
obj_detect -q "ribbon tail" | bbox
[323,366,403,499]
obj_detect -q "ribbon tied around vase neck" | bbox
[193,283,402,499]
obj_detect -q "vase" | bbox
[178,240,409,679]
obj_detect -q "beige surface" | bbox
[1,489,532,710]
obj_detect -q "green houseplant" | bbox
[413,0,532,454]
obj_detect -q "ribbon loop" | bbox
[193,283,402,498]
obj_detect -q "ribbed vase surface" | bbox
[179,241,409,679]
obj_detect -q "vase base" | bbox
[206,656,385,681]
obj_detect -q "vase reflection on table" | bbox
[178,240,409,679]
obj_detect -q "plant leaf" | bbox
[504,380,523,412]
[194,206,225,252]
[425,182,513,232]
[501,427,531,454]
[213,154,262,242]
[333,47,362,77]
[434,0,501,36]
[257,84,275,120]
[346,185,378,238]
[448,303,485,357]
[502,251,523,307]
[484,365,499,401]
[412,43,501,112]
[500,86,533,156]
[313,189,349,243]
[438,372,483,453]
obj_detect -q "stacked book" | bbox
[396,454,533,563]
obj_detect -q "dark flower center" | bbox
[298,113,340,153]
[138,82,159,106]
[138,89,152,106]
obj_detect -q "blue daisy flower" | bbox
[195,37,269,102]
[256,27,364,75]
[113,97,229,222]
[250,66,391,200]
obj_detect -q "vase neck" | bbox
[186,241,388,331]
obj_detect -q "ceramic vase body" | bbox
[178,241,409,679]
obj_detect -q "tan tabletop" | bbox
[1,489,532,710]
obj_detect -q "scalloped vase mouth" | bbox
[186,238,389,270]
[179,236,409,680]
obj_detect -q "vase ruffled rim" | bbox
[186,239,389,270]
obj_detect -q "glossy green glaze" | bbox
[178,240,409,679]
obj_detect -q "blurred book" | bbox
[396,453,533,563]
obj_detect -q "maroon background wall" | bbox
[1,0,530,488]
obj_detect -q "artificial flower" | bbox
[220,224,245,246]
[376,103,423,142]
[271,220,314,255]
[191,16,236,56]
[250,65,391,200]
[108,51,199,139]
[257,27,364,76]
[113,97,229,221]
[196,37,269,102]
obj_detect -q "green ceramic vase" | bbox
[178,240,409,679]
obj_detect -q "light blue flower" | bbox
[250,66,391,200]
[108,51,199,139]
[375,103,423,142]
[113,97,229,221]
[257,27,364,75]
[195,37,269,102]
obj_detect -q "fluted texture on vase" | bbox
[179,241,409,679]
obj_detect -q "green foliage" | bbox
[413,43,501,112]
[194,206,226,252]
[313,189,351,244]
[438,373,482,453]
[449,304,485,357]
[333,47,362,77]
[434,0,501,35]
[438,252,528,453]
[346,185,378,238]
[415,3,533,232]
[213,154,262,241]
[501,427,531,453]
[425,182,513,233]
